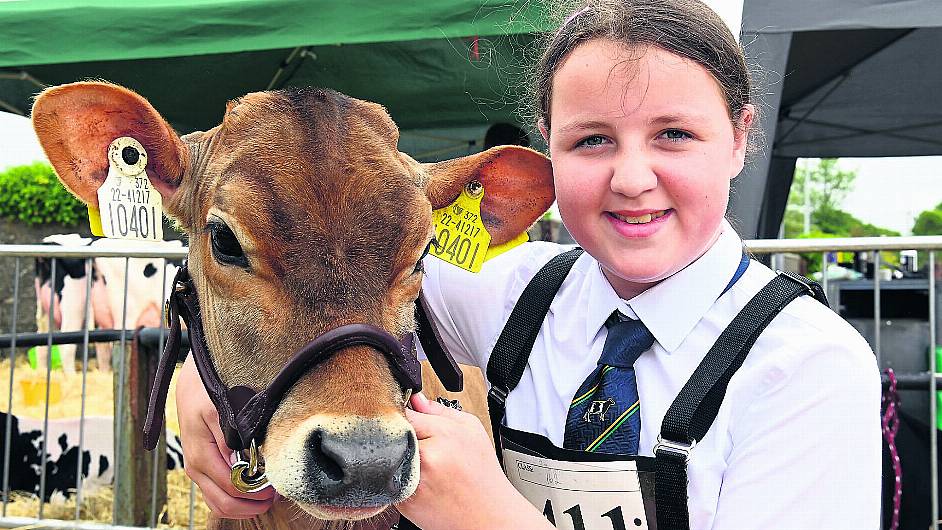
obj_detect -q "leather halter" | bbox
[143,263,462,452]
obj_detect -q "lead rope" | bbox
[882,368,901,530]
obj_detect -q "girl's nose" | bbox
[609,147,658,197]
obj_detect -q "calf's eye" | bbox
[208,222,248,268]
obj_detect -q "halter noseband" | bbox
[142,263,461,458]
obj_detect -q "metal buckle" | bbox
[653,435,696,462]
[487,386,508,406]
[775,269,815,296]
[230,439,270,493]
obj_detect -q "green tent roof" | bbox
[0,1,554,136]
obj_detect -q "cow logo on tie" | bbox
[583,398,616,423]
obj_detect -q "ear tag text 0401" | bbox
[431,181,491,273]
[95,137,163,241]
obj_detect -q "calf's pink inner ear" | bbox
[31,82,188,208]
[424,145,555,245]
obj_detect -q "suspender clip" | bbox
[487,385,508,406]
[653,435,697,462]
[775,269,815,296]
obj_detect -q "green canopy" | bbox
[0,1,553,147]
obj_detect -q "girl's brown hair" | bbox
[534,0,751,131]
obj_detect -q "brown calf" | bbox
[31,82,553,529]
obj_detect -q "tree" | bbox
[785,158,861,238]
[912,202,942,235]
[792,158,858,213]
[783,158,898,275]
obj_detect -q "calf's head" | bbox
[31,82,553,521]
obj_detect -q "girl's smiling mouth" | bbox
[605,208,673,238]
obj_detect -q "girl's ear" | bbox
[31,82,189,211]
[730,104,755,178]
[538,118,550,145]
[423,146,555,245]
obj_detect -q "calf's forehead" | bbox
[194,89,431,308]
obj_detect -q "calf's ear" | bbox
[423,145,554,245]
[31,82,189,217]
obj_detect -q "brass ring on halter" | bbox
[230,439,270,493]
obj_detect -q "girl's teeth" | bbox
[614,210,666,224]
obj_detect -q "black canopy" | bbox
[733,0,942,238]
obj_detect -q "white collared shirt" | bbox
[421,220,881,530]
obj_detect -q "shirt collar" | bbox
[584,220,746,353]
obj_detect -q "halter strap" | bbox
[144,263,456,451]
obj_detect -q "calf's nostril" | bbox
[308,430,345,483]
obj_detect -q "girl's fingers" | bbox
[192,469,275,519]
[178,358,275,503]
[409,391,465,418]
[405,397,473,440]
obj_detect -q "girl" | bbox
[177,1,881,528]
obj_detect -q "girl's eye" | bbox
[208,222,248,268]
[577,135,608,148]
[660,129,693,142]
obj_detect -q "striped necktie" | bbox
[563,313,654,454]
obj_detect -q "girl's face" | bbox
[544,39,752,299]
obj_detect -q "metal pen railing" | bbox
[746,235,942,530]
[0,237,941,528]
[0,244,190,529]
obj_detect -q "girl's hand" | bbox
[396,393,554,530]
[175,356,276,518]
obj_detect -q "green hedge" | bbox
[0,162,86,226]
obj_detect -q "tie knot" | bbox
[599,316,654,368]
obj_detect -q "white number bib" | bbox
[504,446,649,530]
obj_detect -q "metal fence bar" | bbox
[113,258,130,526]
[75,258,93,521]
[743,235,942,253]
[931,251,938,530]
[874,251,882,365]
[0,329,137,349]
[39,259,56,519]
[0,245,188,259]
[2,258,19,516]
[820,251,829,307]
[0,516,148,530]
[149,265,168,529]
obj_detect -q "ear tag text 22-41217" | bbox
[431,181,491,273]
[94,137,163,241]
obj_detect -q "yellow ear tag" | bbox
[86,205,105,237]
[96,137,163,241]
[484,230,528,262]
[431,181,491,273]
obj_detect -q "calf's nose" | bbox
[306,422,414,504]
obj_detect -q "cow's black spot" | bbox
[143,263,158,277]
[99,454,109,475]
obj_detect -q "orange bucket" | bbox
[20,377,63,408]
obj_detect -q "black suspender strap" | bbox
[654,270,829,530]
[485,248,584,461]
[415,292,464,392]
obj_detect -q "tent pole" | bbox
[0,98,23,116]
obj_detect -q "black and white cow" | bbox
[34,235,182,372]
[0,411,184,500]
